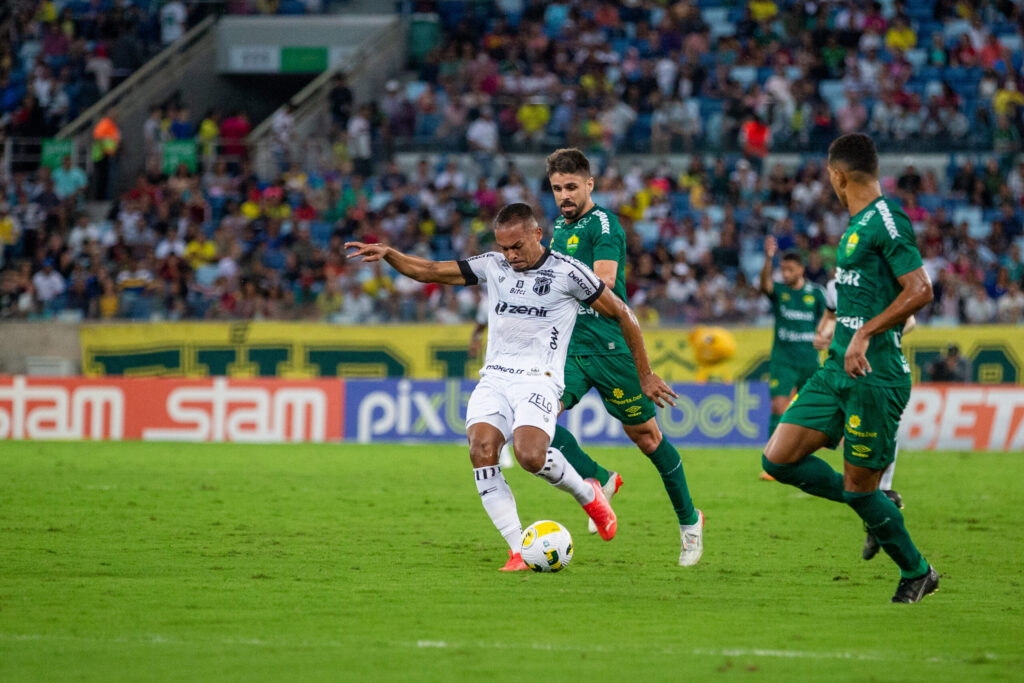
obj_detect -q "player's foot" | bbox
[499,550,529,571]
[862,490,904,560]
[587,471,622,534]
[679,509,705,566]
[581,479,617,541]
[758,471,775,481]
[891,565,939,603]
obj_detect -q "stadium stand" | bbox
[1,0,1023,327]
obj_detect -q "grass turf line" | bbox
[0,442,1021,681]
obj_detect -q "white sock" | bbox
[879,447,897,490]
[474,466,522,550]
[534,447,595,505]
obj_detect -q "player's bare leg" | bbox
[623,418,703,565]
[468,422,527,571]
[514,425,617,540]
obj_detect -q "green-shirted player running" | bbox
[545,148,703,566]
[758,237,827,438]
[761,134,939,603]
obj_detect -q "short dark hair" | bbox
[494,202,536,229]
[828,134,879,177]
[545,148,591,177]
[781,250,803,265]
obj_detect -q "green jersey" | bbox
[551,204,629,356]
[825,196,923,387]
[768,281,827,368]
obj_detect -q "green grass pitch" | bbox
[1,441,1021,681]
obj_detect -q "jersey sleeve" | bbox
[875,209,923,278]
[562,257,606,305]
[591,210,625,263]
[457,252,500,286]
[824,280,837,312]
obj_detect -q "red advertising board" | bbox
[0,376,344,442]
[900,384,1024,452]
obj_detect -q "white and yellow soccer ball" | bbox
[520,520,573,573]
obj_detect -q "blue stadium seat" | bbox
[918,194,942,212]
[730,66,758,89]
[634,220,659,248]
[905,48,927,69]
[819,79,845,101]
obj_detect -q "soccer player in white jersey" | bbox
[346,203,678,571]
[815,278,916,560]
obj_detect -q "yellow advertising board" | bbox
[79,322,1024,384]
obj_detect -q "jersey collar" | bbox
[525,247,551,271]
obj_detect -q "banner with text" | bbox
[79,323,1024,384]
[899,384,1024,452]
[344,380,769,447]
[0,376,343,443]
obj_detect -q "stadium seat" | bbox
[729,66,758,89]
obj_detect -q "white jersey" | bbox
[458,249,606,390]
[825,279,837,312]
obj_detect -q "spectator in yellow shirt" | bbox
[748,0,778,22]
[185,228,218,270]
[993,81,1024,117]
[885,17,917,52]
[515,97,551,145]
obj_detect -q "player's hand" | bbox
[641,372,678,408]
[345,241,390,262]
[764,236,777,259]
[844,331,872,378]
[813,332,831,351]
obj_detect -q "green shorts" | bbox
[780,367,910,470]
[561,354,657,425]
[769,359,819,399]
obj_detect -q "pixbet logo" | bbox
[355,380,468,442]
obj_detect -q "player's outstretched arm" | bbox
[345,242,467,285]
[759,236,776,296]
[845,267,932,378]
[590,287,678,408]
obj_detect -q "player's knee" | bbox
[468,437,501,468]
[761,454,796,483]
[515,448,546,473]
[626,421,662,454]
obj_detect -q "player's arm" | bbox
[813,308,836,350]
[345,242,467,285]
[845,267,933,378]
[759,236,777,296]
[589,287,678,408]
[593,260,618,290]
[902,314,916,335]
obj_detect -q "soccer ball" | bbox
[520,520,574,573]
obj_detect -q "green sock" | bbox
[761,454,845,502]
[551,424,609,486]
[769,413,781,437]
[646,437,698,525]
[844,490,929,578]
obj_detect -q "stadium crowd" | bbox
[1,0,1023,329]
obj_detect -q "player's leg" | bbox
[863,446,901,560]
[465,380,526,570]
[767,362,796,437]
[554,356,612,487]
[761,370,846,501]
[841,384,936,601]
[510,383,616,540]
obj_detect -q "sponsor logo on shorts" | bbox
[846,415,878,438]
[528,392,553,414]
[625,405,643,416]
[548,326,559,350]
[606,391,641,405]
[851,444,872,455]
[612,387,624,399]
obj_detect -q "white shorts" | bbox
[465,376,559,443]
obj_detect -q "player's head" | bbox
[546,147,595,222]
[494,202,545,271]
[827,134,879,208]
[780,250,804,287]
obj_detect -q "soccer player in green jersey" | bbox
[758,237,827,438]
[545,148,704,565]
[761,134,938,602]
